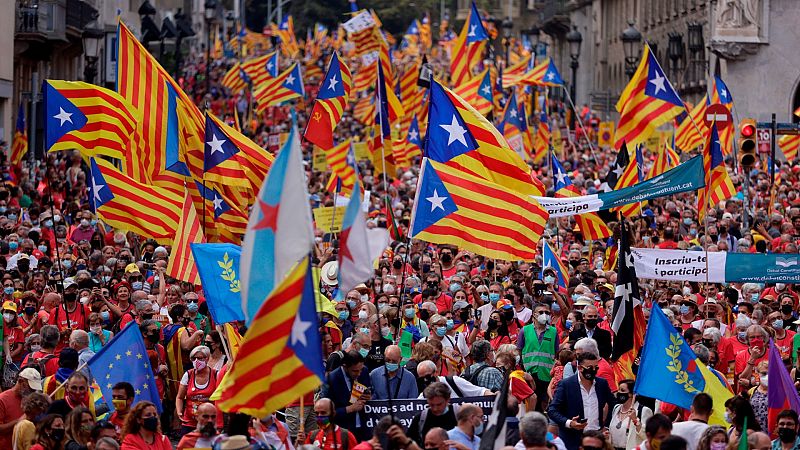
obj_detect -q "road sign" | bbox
[757,128,772,154]
[704,103,732,129]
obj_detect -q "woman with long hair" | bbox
[696,425,729,450]
[203,330,227,372]
[13,392,50,450]
[608,379,652,450]
[724,395,761,442]
[120,401,171,450]
[63,406,93,450]
[29,414,65,450]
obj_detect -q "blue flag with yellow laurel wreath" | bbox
[634,307,733,425]
[191,243,246,324]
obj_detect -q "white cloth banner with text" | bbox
[630,248,727,283]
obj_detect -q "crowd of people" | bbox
[1,9,800,450]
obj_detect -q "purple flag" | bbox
[767,339,800,434]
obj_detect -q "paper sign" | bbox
[313,206,347,233]
[350,381,368,404]
[343,11,376,34]
[312,147,328,171]
[353,142,370,160]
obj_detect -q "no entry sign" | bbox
[705,103,732,130]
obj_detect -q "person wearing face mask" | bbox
[477,282,504,330]
[48,372,96,419]
[747,361,770,432]
[120,401,172,450]
[29,414,66,450]
[63,406,94,450]
[301,398,358,450]
[400,298,431,342]
[609,379,653,450]
[446,403,483,450]
[7,244,38,272]
[421,314,468,376]
[735,325,769,393]
[548,342,614,450]
[108,382,135,433]
[569,305,613,360]
[50,278,88,353]
[369,345,418,400]
[414,274,453,315]
[773,410,800,450]
[695,426,729,450]
[18,294,45,337]
[182,292,210,335]
[138,320,168,403]
[362,314,393,371]
[518,303,558,412]
[334,297,356,341]
[2,301,24,364]
[86,313,114,352]
[0,368,43,449]
[632,414,672,450]
[175,346,219,435]
[162,305,203,401]
[42,347,79,401]
[176,402,221,450]
[767,311,797,361]
[320,350,372,441]
[252,413,295,450]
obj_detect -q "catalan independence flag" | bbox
[779,134,800,161]
[551,154,611,240]
[322,140,357,196]
[517,58,564,87]
[613,144,644,217]
[648,139,680,178]
[242,51,279,89]
[501,55,532,88]
[89,157,182,242]
[274,15,300,58]
[532,108,550,163]
[218,255,324,416]
[674,97,706,152]
[449,1,488,87]
[221,62,248,92]
[396,115,423,167]
[166,193,204,284]
[10,103,27,166]
[410,158,548,261]
[425,79,545,196]
[206,113,274,194]
[614,44,684,149]
[254,63,303,114]
[541,239,569,288]
[500,90,532,161]
[452,68,493,117]
[44,80,140,161]
[710,76,734,156]
[698,121,735,221]
[304,53,352,150]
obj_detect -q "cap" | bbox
[18,368,42,391]
[452,300,469,311]
[62,277,77,290]
[219,435,252,450]
[320,261,339,286]
[598,283,614,292]
[17,253,29,261]
[354,283,369,292]
[2,301,16,313]
[496,299,513,309]
[125,263,141,274]
[574,297,594,307]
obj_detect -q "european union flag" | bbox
[191,243,245,324]
[87,321,162,413]
[634,306,707,409]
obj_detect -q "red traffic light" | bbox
[741,123,755,137]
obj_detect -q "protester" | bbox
[670,394,712,450]
[302,398,358,450]
[176,402,220,450]
[120,401,171,450]
[446,403,483,450]
[609,379,652,450]
[368,345,418,400]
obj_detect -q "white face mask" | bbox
[3,313,14,323]
[80,296,90,305]
[358,310,369,320]
[682,286,692,296]
[360,294,369,303]
[537,313,550,325]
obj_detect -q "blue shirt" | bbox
[368,366,419,400]
[772,436,800,450]
[447,426,480,450]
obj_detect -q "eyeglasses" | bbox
[186,298,199,303]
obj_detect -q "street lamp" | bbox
[687,22,704,84]
[527,25,540,56]
[566,25,582,101]
[501,17,513,67]
[205,0,218,98]
[82,25,104,83]
[620,20,642,78]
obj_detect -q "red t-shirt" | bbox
[658,240,679,250]
[21,350,59,376]
[49,303,90,352]
[775,330,797,360]
[307,427,358,450]
[0,388,24,449]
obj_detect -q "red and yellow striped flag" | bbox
[674,97,706,152]
[218,256,324,417]
[449,2,488,87]
[614,44,684,149]
[322,140,357,196]
[698,122,735,221]
[10,103,27,166]
[241,51,278,88]
[648,141,680,178]
[779,134,800,162]
[166,192,205,284]
[501,55,531,88]
[221,63,248,92]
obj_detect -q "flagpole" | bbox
[48,361,89,398]
[329,179,341,238]
[562,85,600,163]
[216,324,234,363]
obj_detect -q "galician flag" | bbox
[338,182,389,294]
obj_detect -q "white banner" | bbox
[343,11,376,33]
[630,248,727,283]
[532,194,604,218]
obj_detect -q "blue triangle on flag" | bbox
[194,181,231,218]
[89,158,114,212]
[44,81,88,149]
[425,81,479,162]
[204,115,240,172]
[318,54,345,100]
[411,159,458,235]
[164,83,191,176]
[644,52,682,106]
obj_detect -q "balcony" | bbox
[15,1,66,42]
[534,0,570,35]
[66,0,99,36]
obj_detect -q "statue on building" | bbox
[717,0,760,29]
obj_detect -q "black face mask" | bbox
[487,319,497,330]
[147,332,160,343]
[585,318,598,328]
[778,428,797,444]
[421,264,431,273]
[64,292,78,303]
[419,309,430,322]
[533,286,544,297]
[393,260,403,270]
[142,416,159,432]
[503,310,514,321]
[440,254,452,264]
[581,366,598,380]
[459,310,470,322]
[615,392,630,403]
[702,339,715,348]
[17,261,29,272]
[417,375,437,392]
[782,304,794,315]
[569,260,580,268]
[49,429,65,442]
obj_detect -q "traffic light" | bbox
[738,118,757,167]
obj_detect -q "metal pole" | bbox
[206,21,212,95]
[29,72,38,173]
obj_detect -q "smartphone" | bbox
[578,418,588,424]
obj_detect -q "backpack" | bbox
[29,353,57,377]
[462,364,491,385]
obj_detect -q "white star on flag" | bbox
[212,194,224,211]
[468,25,476,37]
[328,74,339,91]
[286,74,296,86]
[291,314,312,346]
[481,84,491,95]
[555,169,567,185]
[439,115,469,147]
[613,164,625,177]
[546,71,555,80]
[92,182,105,203]
[721,88,728,99]
[54,107,73,126]
[510,109,518,119]
[206,134,226,155]
[649,71,667,94]
[267,61,273,71]
[427,189,447,212]
[408,129,419,142]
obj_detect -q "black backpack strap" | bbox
[445,376,464,397]
[466,364,491,383]
[340,427,349,450]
